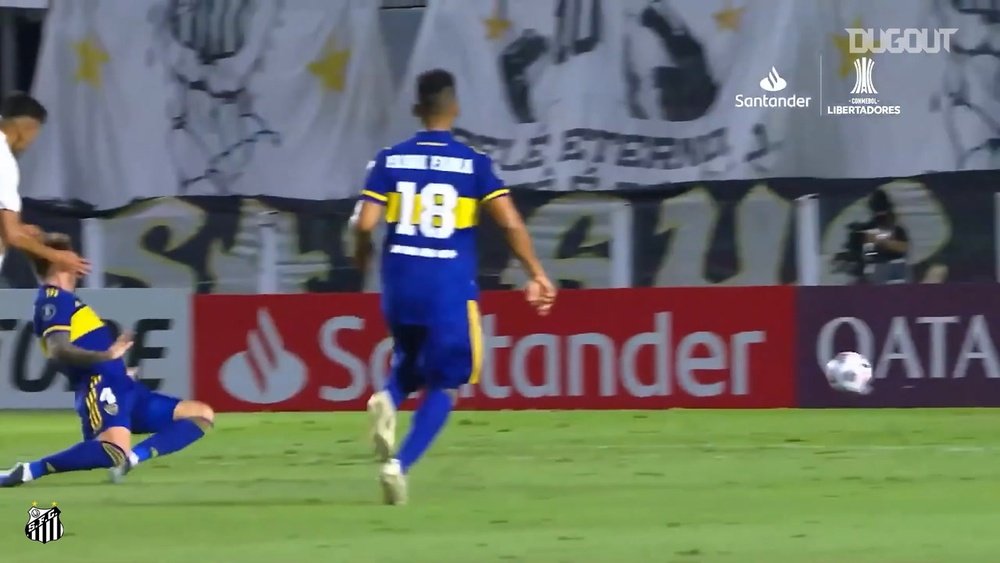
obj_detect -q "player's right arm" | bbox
[0,171,89,275]
[351,152,390,279]
[36,292,131,366]
[43,331,133,366]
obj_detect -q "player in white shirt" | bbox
[0,92,88,275]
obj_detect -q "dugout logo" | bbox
[25,502,64,544]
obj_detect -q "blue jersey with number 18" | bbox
[360,130,509,324]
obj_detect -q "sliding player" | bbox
[352,69,556,505]
[0,233,214,487]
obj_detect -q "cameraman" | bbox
[834,189,910,284]
[859,189,910,284]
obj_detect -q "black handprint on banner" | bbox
[500,30,550,124]
[628,0,719,122]
[498,0,603,123]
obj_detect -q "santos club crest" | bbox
[25,502,64,544]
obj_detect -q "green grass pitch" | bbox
[1,409,998,562]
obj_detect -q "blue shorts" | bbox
[74,375,180,441]
[386,299,483,392]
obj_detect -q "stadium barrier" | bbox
[1,285,998,410]
[193,288,797,411]
[10,170,1000,293]
[0,289,191,409]
[796,285,1000,408]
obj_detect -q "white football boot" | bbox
[108,452,139,484]
[379,459,408,506]
[0,462,33,487]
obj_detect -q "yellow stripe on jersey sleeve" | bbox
[361,190,388,203]
[70,305,105,342]
[454,197,478,229]
[385,193,479,230]
[482,188,510,202]
[41,325,71,337]
[385,192,402,223]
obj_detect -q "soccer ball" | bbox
[824,352,874,395]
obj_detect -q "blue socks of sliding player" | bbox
[132,418,212,464]
[397,388,453,473]
[29,440,125,478]
[18,419,210,482]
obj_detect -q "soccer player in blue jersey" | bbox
[0,233,214,487]
[352,69,557,505]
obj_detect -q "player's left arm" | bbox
[351,152,390,277]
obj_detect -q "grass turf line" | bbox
[0,409,998,562]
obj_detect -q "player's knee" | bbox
[175,400,215,427]
[99,440,129,467]
[96,427,132,456]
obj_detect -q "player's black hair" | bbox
[412,69,456,120]
[0,92,47,123]
[868,188,892,214]
[29,233,72,277]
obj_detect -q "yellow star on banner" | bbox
[832,18,879,78]
[484,0,511,40]
[73,35,109,87]
[308,43,351,92]
[713,1,745,31]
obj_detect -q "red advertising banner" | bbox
[194,287,796,411]
[797,285,1000,407]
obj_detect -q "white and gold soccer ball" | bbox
[824,352,874,395]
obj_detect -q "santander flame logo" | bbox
[219,308,307,404]
[759,67,787,92]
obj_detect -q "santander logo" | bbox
[219,308,307,404]
[759,66,787,92]
[315,312,769,402]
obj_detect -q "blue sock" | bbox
[132,418,211,464]
[29,440,125,478]
[385,376,408,409]
[396,388,453,473]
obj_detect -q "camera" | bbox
[831,221,872,278]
